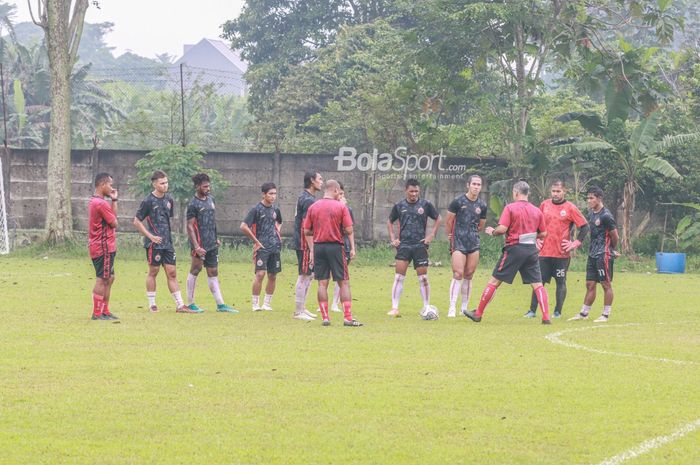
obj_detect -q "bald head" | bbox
[324,179,341,199]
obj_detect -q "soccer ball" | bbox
[421,305,439,320]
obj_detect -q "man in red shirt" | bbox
[523,180,588,319]
[303,179,361,327]
[88,173,119,320]
[463,181,552,324]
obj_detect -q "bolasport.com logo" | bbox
[334,147,467,180]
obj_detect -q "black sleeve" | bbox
[479,200,488,219]
[425,201,439,220]
[349,207,355,223]
[186,200,197,220]
[603,213,617,231]
[167,195,175,218]
[389,204,400,223]
[243,206,257,227]
[135,197,150,221]
[276,208,283,224]
[576,224,589,242]
[447,198,460,214]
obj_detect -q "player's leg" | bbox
[331,244,361,326]
[92,276,108,319]
[252,269,265,311]
[146,255,160,312]
[262,272,276,311]
[594,257,614,322]
[526,257,550,318]
[552,258,570,318]
[522,250,550,323]
[389,258,409,317]
[294,249,314,315]
[206,250,238,313]
[570,257,598,320]
[187,254,204,311]
[164,260,188,313]
[317,278,331,324]
[530,282,551,323]
[102,253,118,319]
[461,250,480,314]
[448,250,467,317]
[414,245,431,314]
[463,276,502,322]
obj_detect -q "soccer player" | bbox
[133,170,192,313]
[293,172,323,320]
[445,175,487,317]
[329,182,354,313]
[185,173,239,314]
[568,186,620,322]
[303,179,361,327]
[387,178,441,318]
[463,181,552,324]
[523,180,588,319]
[240,182,283,312]
[88,172,119,320]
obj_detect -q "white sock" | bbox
[332,282,341,308]
[207,276,224,305]
[172,291,184,307]
[460,279,472,311]
[186,273,197,305]
[602,305,611,316]
[418,274,430,307]
[449,279,462,309]
[252,295,260,307]
[581,304,591,316]
[295,275,312,311]
[147,291,156,307]
[391,273,405,310]
[264,294,273,306]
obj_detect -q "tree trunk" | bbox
[44,1,74,244]
[621,179,635,255]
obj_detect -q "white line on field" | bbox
[595,418,700,465]
[545,323,696,366]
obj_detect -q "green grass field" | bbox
[1,254,698,465]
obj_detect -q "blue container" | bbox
[655,252,686,274]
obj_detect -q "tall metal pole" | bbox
[179,63,186,146]
[0,63,8,148]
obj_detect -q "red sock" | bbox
[92,293,104,316]
[476,284,497,317]
[319,301,329,321]
[103,301,110,315]
[342,301,353,321]
[534,285,550,320]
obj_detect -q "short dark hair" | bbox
[94,172,112,187]
[513,180,529,195]
[192,172,210,187]
[551,179,565,188]
[304,172,320,188]
[467,174,482,185]
[338,181,345,191]
[405,178,420,189]
[261,182,277,193]
[587,186,604,199]
[151,170,167,182]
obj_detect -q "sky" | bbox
[11,1,245,59]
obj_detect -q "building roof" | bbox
[175,38,248,74]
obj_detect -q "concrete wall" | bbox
[3,148,501,241]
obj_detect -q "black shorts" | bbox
[192,247,219,268]
[296,249,313,275]
[395,244,429,269]
[314,242,348,282]
[92,252,116,279]
[451,235,480,255]
[255,248,282,274]
[539,257,570,283]
[586,256,614,282]
[492,244,542,284]
[147,247,176,267]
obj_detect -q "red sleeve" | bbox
[569,204,587,228]
[537,210,546,232]
[539,200,546,213]
[98,200,117,225]
[498,204,511,228]
[342,205,353,229]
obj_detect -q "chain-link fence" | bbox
[0,62,254,151]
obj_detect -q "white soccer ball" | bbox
[421,305,439,320]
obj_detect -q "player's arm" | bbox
[133,203,161,244]
[423,214,441,245]
[486,224,508,236]
[388,205,400,247]
[108,189,119,227]
[100,198,118,229]
[239,222,264,251]
[444,211,456,240]
[187,218,206,257]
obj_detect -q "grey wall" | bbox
[3,148,498,241]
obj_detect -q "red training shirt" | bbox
[88,196,117,258]
[539,199,587,258]
[303,198,353,244]
[498,200,546,246]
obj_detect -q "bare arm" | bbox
[609,228,620,255]
[422,215,441,245]
[108,189,119,228]
[304,228,314,265]
[486,224,508,236]
[444,211,455,239]
[347,229,356,259]
[187,218,206,256]
[133,217,161,244]
[477,218,486,232]
[387,220,399,247]
[240,222,264,251]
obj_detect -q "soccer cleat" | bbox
[294,312,315,321]
[541,319,551,325]
[261,304,273,311]
[523,310,537,318]
[567,313,589,321]
[252,305,263,312]
[322,319,331,326]
[149,305,159,313]
[594,314,609,323]
[344,319,363,327]
[447,307,456,318]
[103,312,119,320]
[553,311,561,318]
[302,309,317,319]
[462,309,482,323]
[216,304,239,313]
[188,303,205,313]
[387,309,401,318]
[91,313,107,320]
[330,305,342,313]
[176,305,199,314]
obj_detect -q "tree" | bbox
[29,0,91,243]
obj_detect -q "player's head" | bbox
[324,179,341,200]
[467,174,483,197]
[192,173,211,196]
[151,170,168,193]
[586,186,604,209]
[94,172,113,196]
[512,180,529,199]
[405,178,420,202]
[304,172,323,192]
[550,180,566,203]
[261,182,277,205]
